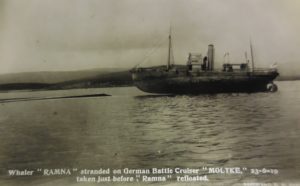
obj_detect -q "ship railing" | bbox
[253,68,278,72]
[131,66,278,74]
[214,68,277,73]
[132,66,167,72]
[252,68,278,75]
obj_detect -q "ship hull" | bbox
[132,70,279,94]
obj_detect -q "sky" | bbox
[0,0,299,74]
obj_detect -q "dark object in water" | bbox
[130,33,279,94]
[57,94,111,99]
[0,93,111,103]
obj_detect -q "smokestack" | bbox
[207,44,215,71]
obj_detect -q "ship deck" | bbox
[132,65,278,79]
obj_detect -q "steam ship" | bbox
[130,33,279,94]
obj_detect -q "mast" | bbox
[167,30,171,70]
[250,39,255,72]
[244,52,248,64]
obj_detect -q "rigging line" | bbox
[133,36,168,68]
[134,37,167,68]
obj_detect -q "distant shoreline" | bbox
[0,69,133,91]
[0,83,134,92]
[1,79,300,92]
[0,68,299,92]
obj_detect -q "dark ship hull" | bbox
[131,66,279,94]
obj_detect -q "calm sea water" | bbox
[0,81,299,185]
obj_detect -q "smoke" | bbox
[0,0,299,74]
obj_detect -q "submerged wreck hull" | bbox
[132,70,279,94]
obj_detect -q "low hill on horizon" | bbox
[0,66,299,91]
[0,68,128,84]
[0,68,132,91]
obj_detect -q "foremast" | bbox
[250,39,255,73]
[167,28,174,70]
[167,34,171,70]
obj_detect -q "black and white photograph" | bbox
[0,0,299,185]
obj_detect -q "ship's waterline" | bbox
[133,71,278,94]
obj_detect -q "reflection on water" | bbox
[0,81,299,185]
